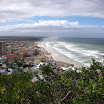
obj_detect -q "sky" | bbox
[0,0,104,38]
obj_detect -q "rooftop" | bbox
[32,46,40,48]
[4,54,14,58]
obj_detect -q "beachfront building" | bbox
[32,46,41,56]
[0,41,7,56]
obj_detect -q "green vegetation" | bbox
[0,59,104,104]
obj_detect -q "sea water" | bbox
[42,37,104,67]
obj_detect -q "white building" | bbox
[0,57,7,64]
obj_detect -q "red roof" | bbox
[0,68,5,70]
[32,46,40,48]
[4,54,14,58]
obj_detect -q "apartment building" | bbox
[0,41,7,56]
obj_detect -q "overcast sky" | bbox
[0,0,104,38]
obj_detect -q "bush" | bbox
[0,59,104,104]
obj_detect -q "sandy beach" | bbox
[39,41,86,68]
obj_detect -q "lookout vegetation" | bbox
[0,59,104,104]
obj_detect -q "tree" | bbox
[1,59,104,104]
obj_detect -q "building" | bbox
[0,41,6,56]
[3,54,14,61]
[0,67,20,75]
[0,57,7,64]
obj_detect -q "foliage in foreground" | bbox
[0,59,104,104]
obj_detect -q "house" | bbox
[34,60,41,65]
[7,47,12,54]
[22,49,35,57]
[0,57,7,64]
[0,64,20,75]
[3,54,14,61]
[0,67,5,73]
[32,46,40,49]
[11,48,18,53]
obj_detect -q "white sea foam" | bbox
[59,42,99,56]
[57,42,103,60]
[83,63,91,67]
[42,40,104,67]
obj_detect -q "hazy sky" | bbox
[0,0,104,38]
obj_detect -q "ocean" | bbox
[42,37,104,67]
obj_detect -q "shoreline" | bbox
[39,41,87,68]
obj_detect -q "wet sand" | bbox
[39,42,86,68]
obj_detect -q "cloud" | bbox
[0,20,104,38]
[0,0,104,22]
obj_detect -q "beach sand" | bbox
[39,41,86,68]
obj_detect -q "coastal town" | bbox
[0,40,80,81]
